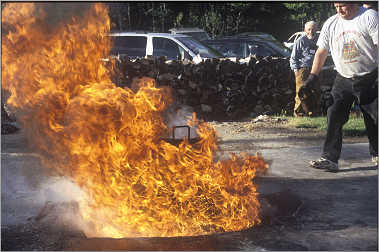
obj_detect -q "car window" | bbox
[248,43,277,57]
[176,37,222,58]
[206,41,245,58]
[153,37,181,60]
[111,36,147,58]
[263,41,291,57]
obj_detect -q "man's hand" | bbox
[298,74,319,100]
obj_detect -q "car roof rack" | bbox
[169,27,205,33]
[110,30,151,34]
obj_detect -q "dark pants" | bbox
[322,69,378,163]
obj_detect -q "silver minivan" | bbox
[108,32,222,63]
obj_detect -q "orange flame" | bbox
[2,3,268,237]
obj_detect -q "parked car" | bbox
[108,32,222,63]
[235,32,278,41]
[234,32,291,54]
[283,31,321,50]
[203,36,291,59]
[168,27,211,41]
[237,34,292,56]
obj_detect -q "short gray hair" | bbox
[305,21,317,28]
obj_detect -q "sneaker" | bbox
[372,156,378,166]
[309,157,339,172]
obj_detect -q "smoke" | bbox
[35,176,91,232]
[36,2,93,32]
[2,152,88,228]
[36,176,87,204]
[1,2,93,37]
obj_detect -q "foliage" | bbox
[106,2,338,41]
[204,5,225,38]
[284,2,336,31]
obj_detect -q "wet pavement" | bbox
[1,128,378,250]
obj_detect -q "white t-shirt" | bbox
[317,7,378,78]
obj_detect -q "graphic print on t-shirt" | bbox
[342,39,360,61]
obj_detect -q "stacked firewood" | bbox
[108,56,334,120]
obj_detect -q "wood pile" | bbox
[107,56,334,120]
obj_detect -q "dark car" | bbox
[234,33,292,55]
[203,36,291,59]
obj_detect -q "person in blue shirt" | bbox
[290,21,321,117]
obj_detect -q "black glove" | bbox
[298,73,319,100]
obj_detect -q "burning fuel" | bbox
[1,3,268,237]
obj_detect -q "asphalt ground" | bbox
[1,126,377,250]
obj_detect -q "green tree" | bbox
[228,3,251,34]
[106,2,337,41]
[204,4,225,37]
[173,12,183,28]
[284,2,335,31]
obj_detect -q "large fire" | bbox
[2,3,268,237]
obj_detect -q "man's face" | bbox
[305,24,317,39]
[334,3,359,20]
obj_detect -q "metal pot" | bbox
[161,125,201,146]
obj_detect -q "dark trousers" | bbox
[322,69,378,163]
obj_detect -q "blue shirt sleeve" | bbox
[290,38,302,71]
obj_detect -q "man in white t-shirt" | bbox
[299,2,378,172]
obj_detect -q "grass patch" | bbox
[283,115,367,137]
